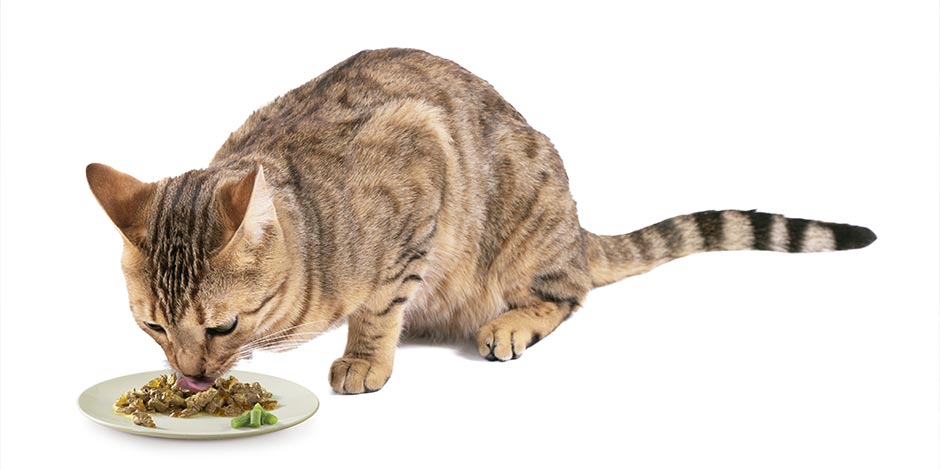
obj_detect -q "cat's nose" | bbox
[174,353,205,379]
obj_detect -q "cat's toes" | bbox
[329,357,391,394]
[475,322,539,362]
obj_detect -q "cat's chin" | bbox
[176,375,217,392]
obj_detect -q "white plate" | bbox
[78,370,319,439]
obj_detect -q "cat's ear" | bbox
[216,165,278,251]
[86,163,156,246]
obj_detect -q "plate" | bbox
[78,369,319,439]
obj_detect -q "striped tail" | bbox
[582,210,877,287]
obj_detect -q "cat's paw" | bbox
[475,318,540,362]
[476,303,565,362]
[329,357,391,394]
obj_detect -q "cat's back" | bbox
[212,48,525,166]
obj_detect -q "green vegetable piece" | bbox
[230,403,278,429]
[249,403,263,428]
[230,413,251,429]
[263,412,278,425]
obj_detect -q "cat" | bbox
[86,48,876,394]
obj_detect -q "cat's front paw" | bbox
[329,357,391,394]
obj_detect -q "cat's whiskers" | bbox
[238,333,322,356]
[240,334,323,356]
[249,340,316,354]
[236,330,325,361]
[242,332,321,351]
[240,320,329,350]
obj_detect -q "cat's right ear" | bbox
[215,165,278,252]
[86,163,156,246]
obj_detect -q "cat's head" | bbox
[86,163,292,390]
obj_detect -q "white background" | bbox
[2,1,937,468]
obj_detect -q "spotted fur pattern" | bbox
[86,49,876,394]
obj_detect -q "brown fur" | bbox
[87,49,875,394]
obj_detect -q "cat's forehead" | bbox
[147,171,222,238]
[142,170,223,325]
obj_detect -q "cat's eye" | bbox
[144,322,165,334]
[207,316,238,337]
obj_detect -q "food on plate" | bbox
[263,409,278,425]
[114,373,277,427]
[131,410,156,428]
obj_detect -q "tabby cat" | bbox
[86,48,876,394]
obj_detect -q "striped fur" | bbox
[583,210,877,287]
[86,49,876,394]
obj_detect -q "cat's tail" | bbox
[581,210,876,288]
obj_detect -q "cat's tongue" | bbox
[177,375,215,392]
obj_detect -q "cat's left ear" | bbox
[216,164,279,251]
[86,163,157,246]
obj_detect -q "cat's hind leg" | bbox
[475,226,592,361]
[475,301,576,361]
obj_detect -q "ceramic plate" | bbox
[78,369,319,439]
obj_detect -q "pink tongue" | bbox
[177,375,214,392]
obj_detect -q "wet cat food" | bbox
[114,373,277,427]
